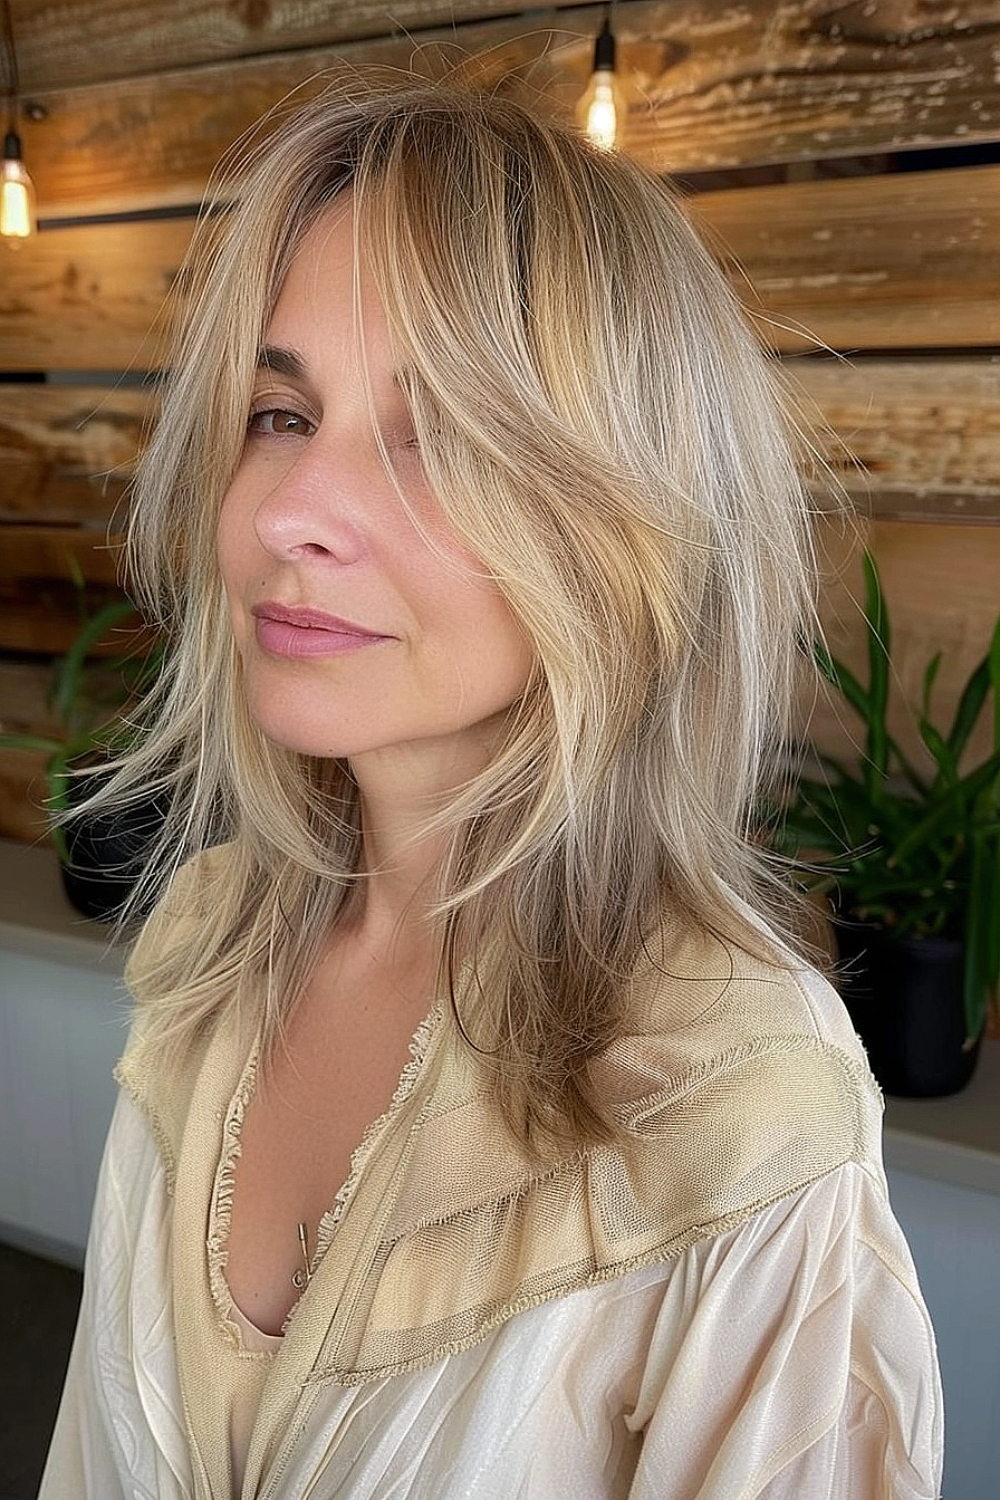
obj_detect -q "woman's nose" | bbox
[249,437,369,566]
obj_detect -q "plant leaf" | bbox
[890,750,1000,867]
[921,652,942,721]
[52,598,137,728]
[813,641,869,720]
[964,828,991,1042]
[862,550,890,788]
[918,716,958,790]
[0,733,62,755]
[945,655,989,765]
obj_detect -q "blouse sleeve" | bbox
[625,1161,943,1500]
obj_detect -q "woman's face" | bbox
[217,197,534,776]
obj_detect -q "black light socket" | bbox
[593,12,616,71]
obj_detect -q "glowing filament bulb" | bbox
[1,131,36,241]
[576,10,625,152]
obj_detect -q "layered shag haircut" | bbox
[106,72,819,1149]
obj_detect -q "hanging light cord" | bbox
[1,0,20,136]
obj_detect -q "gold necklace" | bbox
[291,1221,312,1291]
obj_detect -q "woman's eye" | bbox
[247,407,315,437]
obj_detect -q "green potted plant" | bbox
[779,551,1000,1096]
[0,593,164,920]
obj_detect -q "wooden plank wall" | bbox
[1,0,999,840]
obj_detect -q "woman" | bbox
[40,75,942,1499]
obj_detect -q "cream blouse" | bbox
[39,883,944,1499]
[41,1098,942,1499]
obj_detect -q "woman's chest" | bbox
[223,956,437,1336]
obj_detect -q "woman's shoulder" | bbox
[628,917,863,1048]
[124,841,240,995]
[604,920,879,1123]
[115,842,245,1192]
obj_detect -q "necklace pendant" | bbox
[292,1221,312,1291]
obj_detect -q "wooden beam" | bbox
[16,1,1000,218]
[691,164,1000,354]
[622,0,1000,176]
[3,163,997,372]
[0,582,138,654]
[0,524,125,586]
[0,749,52,844]
[0,654,155,750]
[10,1,527,89]
[0,217,189,371]
[0,385,149,523]
[1,361,996,530]
[788,357,1000,520]
[0,659,61,738]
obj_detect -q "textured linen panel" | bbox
[38,1096,942,1499]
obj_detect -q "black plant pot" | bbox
[59,769,168,922]
[834,921,981,1098]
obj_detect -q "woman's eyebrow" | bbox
[257,344,307,379]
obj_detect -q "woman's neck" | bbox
[346,731,489,951]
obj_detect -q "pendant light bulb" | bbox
[1,128,36,241]
[576,8,625,151]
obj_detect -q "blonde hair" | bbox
[105,72,817,1149]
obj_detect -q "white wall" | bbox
[888,1167,1000,1500]
[0,941,126,1264]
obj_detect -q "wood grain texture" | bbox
[789,357,1000,518]
[692,163,1000,353]
[15,1,1000,217]
[0,218,189,372]
[0,525,124,586]
[0,660,63,738]
[0,385,150,523]
[3,164,997,372]
[0,361,994,532]
[0,749,52,843]
[10,1,524,88]
[0,581,138,655]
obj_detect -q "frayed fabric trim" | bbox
[204,1040,274,1361]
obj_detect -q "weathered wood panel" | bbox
[0,659,62,738]
[789,357,1000,519]
[0,385,149,523]
[0,582,137,655]
[623,0,1000,176]
[17,1,1000,218]
[11,0,522,88]
[3,165,998,372]
[0,512,143,656]
[0,525,124,587]
[0,749,51,843]
[0,217,189,371]
[0,362,995,530]
[692,164,1000,354]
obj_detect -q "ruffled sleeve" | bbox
[625,1160,943,1499]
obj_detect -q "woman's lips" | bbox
[251,603,390,659]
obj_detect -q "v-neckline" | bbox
[206,1002,446,1355]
